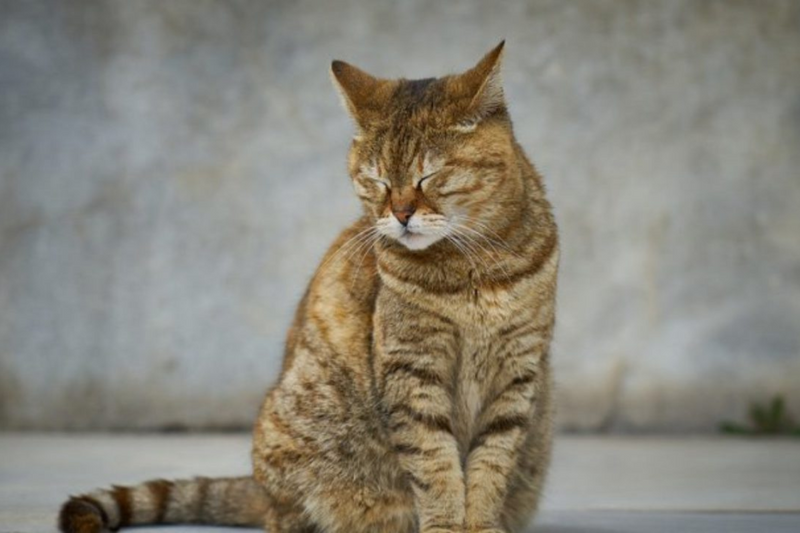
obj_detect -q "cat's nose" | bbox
[392,206,416,226]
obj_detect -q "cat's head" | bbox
[331,42,525,251]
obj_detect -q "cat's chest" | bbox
[453,331,498,449]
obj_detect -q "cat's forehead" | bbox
[365,84,455,140]
[360,121,441,174]
[352,77,469,173]
[361,76,456,131]
[392,77,447,108]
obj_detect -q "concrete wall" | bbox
[1,0,798,431]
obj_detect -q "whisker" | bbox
[449,231,494,274]
[350,233,384,288]
[324,225,377,263]
[339,228,381,268]
[454,215,522,258]
[445,234,479,273]
[455,214,504,236]
[449,227,513,281]
[320,225,379,270]
[451,223,512,262]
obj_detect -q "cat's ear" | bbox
[454,41,506,126]
[330,60,388,130]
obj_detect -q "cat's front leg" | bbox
[464,342,549,533]
[374,293,465,533]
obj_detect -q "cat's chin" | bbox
[396,232,443,251]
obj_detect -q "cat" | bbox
[59,41,559,533]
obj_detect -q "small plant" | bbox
[720,395,800,436]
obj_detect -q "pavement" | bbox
[1,434,798,532]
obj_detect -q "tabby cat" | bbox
[60,41,559,533]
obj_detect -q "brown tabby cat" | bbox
[60,41,559,533]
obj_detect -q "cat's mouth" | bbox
[396,228,443,251]
[376,215,447,251]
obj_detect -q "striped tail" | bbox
[58,476,270,533]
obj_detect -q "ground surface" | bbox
[1,434,799,532]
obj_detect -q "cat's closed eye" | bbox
[368,177,390,190]
[353,175,390,204]
[416,171,440,191]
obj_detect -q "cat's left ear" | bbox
[453,41,506,126]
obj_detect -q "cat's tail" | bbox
[58,476,270,532]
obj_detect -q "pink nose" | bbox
[392,206,416,226]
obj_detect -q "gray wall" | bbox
[1,0,799,431]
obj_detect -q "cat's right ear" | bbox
[330,60,387,132]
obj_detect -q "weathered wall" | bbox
[1,0,799,431]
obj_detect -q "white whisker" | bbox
[445,234,479,273]
[448,226,513,280]
[320,225,380,270]
[350,233,384,288]
[454,215,522,259]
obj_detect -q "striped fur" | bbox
[61,42,558,533]
[59,477,269,532]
